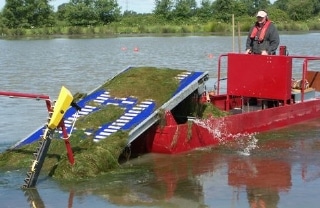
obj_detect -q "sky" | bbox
[0,0,277,14]
[0,0,156,13]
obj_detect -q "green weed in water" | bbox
[52,131,128,180]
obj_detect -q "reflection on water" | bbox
[16,124,320,208]
[228,157,291,208]
[23,189,45,208]
[1,35,320,207]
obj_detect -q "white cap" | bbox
[256,11,267,18]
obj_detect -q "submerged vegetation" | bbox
[0,131,128,180]
[0,67,227,180]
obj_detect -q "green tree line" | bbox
[1,0,320,37]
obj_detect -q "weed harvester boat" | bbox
[2,45,320,188]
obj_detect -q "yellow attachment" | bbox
[48,86,73,129]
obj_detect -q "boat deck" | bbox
[229,87,318,115]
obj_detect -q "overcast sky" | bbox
[0,0,277,13]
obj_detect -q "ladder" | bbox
[22,86,75,188]
[22,127,54,188]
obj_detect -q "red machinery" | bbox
[0,89,76,188]
[132,49,320,154]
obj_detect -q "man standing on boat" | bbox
[245,10,280,55]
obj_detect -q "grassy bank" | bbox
[1,17,319,39]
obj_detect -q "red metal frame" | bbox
[227,54,292,101]
[59,120,75,165]
[217,54,228,95]
[0,91,52,112]
[0,90,74,164]
[288,56,320,102]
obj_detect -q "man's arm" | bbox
[268,23,280,55]
[245,27,254,53]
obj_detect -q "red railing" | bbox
[216,53,320,103]
[0,91,52,112]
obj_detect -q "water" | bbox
[1,34,320,207]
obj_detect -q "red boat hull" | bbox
[143,99,320,154]
[134,53,320,154]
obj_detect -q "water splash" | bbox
[236,134,259,156]
[193,118,228,144]
[193,118,259,155]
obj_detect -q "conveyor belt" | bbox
[128,71,208,143]
[11,68,209,149]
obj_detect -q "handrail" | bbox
[0,91,52,112]
[217,54,228,95]
[0,91,50,100]
[290,56,320,102]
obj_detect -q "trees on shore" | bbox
[0,0,319,34]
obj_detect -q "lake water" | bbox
[1,34,320,207]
